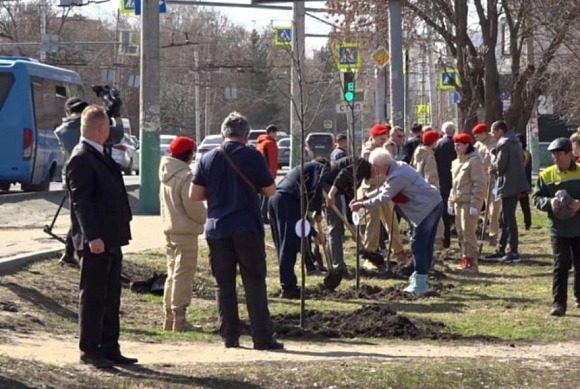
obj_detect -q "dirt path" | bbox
[1,331,579,367]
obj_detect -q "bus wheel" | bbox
[0,183,10,191]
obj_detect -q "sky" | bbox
[72,0,330,53]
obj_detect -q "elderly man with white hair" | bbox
[434,121,457,248]
[350,148,444,293]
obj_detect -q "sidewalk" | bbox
[1,188,165,259]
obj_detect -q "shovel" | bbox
[316,220,343,291]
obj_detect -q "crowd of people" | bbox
[58,100,580,367]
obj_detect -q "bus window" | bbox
[0,73,14,110]
[55,85,66,99]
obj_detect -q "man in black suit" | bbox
[434,121,457,248]
[401,123,423,164]
[66,105,136,368]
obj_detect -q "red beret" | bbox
[370,124,388,137]
[453,133,473,144]
[169,136,195,155]
[472,123,487,135]
[422,130,439,146]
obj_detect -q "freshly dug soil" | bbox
[353,263,447,281]
[302,282,454,301]
[267,304,448,340]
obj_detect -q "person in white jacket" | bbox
[159,137,207,331]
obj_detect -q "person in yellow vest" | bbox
[473,123,500,246]
[411,130,445,247]
[361,124,407,263]
[449,133,486,273]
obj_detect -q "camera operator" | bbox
[54,97,88,267]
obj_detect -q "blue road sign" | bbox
[449,91,460,105]
[135,0,166,15]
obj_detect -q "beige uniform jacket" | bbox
[159,157,206,236]
[449,151,486,210]
[474,134,497,173]
[411,145,440,188]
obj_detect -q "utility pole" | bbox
[139,0,161,214]
[39,0,47,62]
[194,49,202,142]
[527,27,540,174]
[204,72,211,137]
[375,67,386,124]
[388,0,404,128]
[289,1,305,169]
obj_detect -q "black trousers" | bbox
[498,196,519,254]
[79,246,122,356]
[550,236,580,309]
[65,228,75,258]
[207,232,274,345]
[519,194,532,229]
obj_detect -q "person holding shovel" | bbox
[350,148,443,294]
[448,134,486,273]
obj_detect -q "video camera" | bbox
[92,85,124,146]
[92,85,123,119]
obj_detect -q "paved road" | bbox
[1,175,140,194]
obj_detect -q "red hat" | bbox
[453,133,473,144]
[422,130,439,146]
[370,124,388,137]
[169,136,195,155]
[472,123,487,135]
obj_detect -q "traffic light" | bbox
[343,71,355,102]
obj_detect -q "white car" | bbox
[160,134,177,156]
[112,134,139,175]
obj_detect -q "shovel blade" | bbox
[323,270,343,291]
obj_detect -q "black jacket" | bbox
[401,136,421,164]
[324,156,372,200]
[66,142,132,251]
[276,161,328,215]
[434,135,457,193]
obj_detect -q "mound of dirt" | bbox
[302,282,454,301]
[350,263,447,281]
[268,304,447,339]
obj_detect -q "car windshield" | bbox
[201,136,222,146]
[248,131,265,141]
[279,139,290,147]
[307,134,333,149]
[160,136,175,145]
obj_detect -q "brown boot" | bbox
[163,309,174,331]
[172,308,203,332]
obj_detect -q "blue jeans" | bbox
[412,201,444,274]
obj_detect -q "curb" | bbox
[0,184,140,203]
[0,248,63,275]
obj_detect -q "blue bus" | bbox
[0,57,84,191]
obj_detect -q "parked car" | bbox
[130,135,140,174]
[248,129,266,148]
[112,133,139,175]
[190,134,222,171]
[277,137,291,168]
[306,132,335,159]
[160,134,177,156]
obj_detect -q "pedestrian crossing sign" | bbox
[416,104,431,125]
[120,0,135,14]
[439,68,460,90]
[274,26,292,46]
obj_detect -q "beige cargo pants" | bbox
[163,234,199,311]
[454,203,479,260]
[363,200,404,254]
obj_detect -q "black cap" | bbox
[65,97,88,110]
[547,137,572,152]
[337,133,347,141]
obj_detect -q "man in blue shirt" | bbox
[190,112,283,350]
[269,160,329,298]
[330,134,348,161]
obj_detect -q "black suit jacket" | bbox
[66,142,132,251]
[401,136,421,164]
[434,135,457,193]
